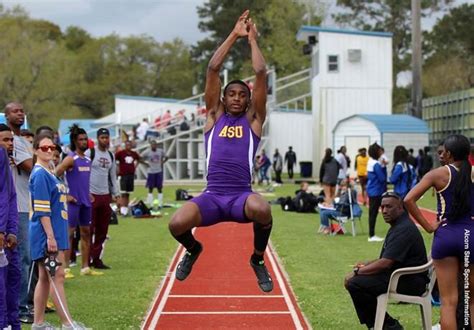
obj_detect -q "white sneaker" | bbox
[62,321,90,330]
[368,235,384,242]
[32,322,55,330]
[432,324,441,330]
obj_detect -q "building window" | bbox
[328,55,339,73]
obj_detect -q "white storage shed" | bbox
[333,114,430,174]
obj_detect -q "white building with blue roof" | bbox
[297,25,393,173]
[333,114,430,173]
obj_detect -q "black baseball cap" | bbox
[97,128,110,137]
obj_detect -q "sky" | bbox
[2,0,468,47]
[2,0,208,45]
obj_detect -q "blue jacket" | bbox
[0,148,18,236]
[367,158,387,197]
[390,162,416,199]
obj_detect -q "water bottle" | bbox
[0,249,8,267]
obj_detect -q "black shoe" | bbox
[175,243,202,281]
[91,259,111,269]
[250,258,273,292]
[383,318,404,330]
[45,305,56,313]
[19,313,34,324]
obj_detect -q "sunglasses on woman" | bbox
[39,145,56,152]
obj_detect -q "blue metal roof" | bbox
[297,25,393,41]
[338,114,430,133]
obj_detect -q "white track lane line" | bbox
[266,243,304,330]
[142,246,185,330]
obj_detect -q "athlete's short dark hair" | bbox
[223,80,251,97]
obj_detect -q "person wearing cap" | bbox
[85,128,118,269]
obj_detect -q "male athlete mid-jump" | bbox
[168,10,273,292]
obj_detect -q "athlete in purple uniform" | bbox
[405,134,473,329]
[0,140,20,330]
[168,10,273,292]
[56,125,102,277]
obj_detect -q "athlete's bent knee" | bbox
[169,208,198,236]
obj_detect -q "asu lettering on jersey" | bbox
[205,113,260,193]
[218,125,243,139]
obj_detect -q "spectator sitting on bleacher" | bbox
[318,180,360,235]
[180,116,190,131]
[154,115,161,129]
[196,105,207,125]
[161,110,172,128]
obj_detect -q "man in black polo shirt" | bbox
[344,192,429,329]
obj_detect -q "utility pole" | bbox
[411,0,423,118]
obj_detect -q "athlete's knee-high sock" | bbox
[173,230,200,254]
[252,219,272,263]
[158,193,163,207]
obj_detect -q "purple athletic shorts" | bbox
[146,172,163,189]
[67,203,92,227]
[190,190,255,227]
[432,219,474,263]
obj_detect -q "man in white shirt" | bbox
[136,118,150,141]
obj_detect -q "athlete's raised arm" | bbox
[55,155,74,178]
[246,18,267,134]
[204,10,250,132]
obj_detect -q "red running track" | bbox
[142,222,310,329]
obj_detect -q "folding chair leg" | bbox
[351,221,356,237]
[358,217,364,234]
[420,301,432,330]
[374,294,388,330]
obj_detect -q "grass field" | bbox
[38,181,439,329]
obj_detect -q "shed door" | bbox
[345,136,370,177]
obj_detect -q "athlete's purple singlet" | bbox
[431,164,474,262]
[205,113,260,193]
[65,152,91,207]
[436,164,474,223]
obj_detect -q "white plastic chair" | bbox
[332,188,363,236]
[374,258,436,330]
